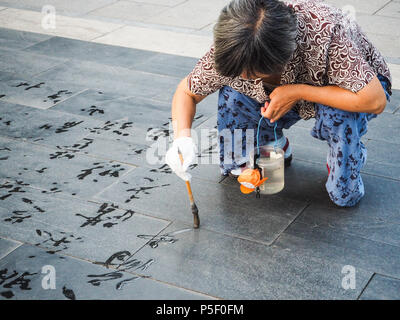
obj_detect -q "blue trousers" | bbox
[217,75,391,207]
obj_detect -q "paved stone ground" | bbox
[0,0,399,300]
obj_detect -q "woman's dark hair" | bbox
[213,0,298,78]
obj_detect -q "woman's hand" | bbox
[261,84,302,122]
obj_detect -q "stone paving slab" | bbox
[272,220,400,280]
[24,36,160,70]
[356,13,400,37]
[127,52,198,79]
[0,47,65,77]
[55,130,223,179]
[58,134,151,167]
[145,0,229,30]
[294,173,400,247]
[48,90,216,167]
[386,89,400,113]
[34,59,182,101]
[0,179,170,263]
[53,92,173,126]
[365,112,400,144]
[375,0,400,19]
[0,101,104,146]
[51,89,211,128]
[263,160,330,204]
[87,1,171,23]
[94,166,308,245]
[0,78,86,109]
[0,27,52,50]
[129,221,372,300]
[359,274,400,300]
[47,87,216,166]
[0,0,118,17]
[325,0,392,15]
[365,32,400,60]
[0,136,134,198]
[0,244,211,300]
[363,139,400,180]
[284,125,329,165]
[0,71,18,82]
[0,8,122,41]
[92,24,213,58]
[0,237,21,260]
[131,0,187,6]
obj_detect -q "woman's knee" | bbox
[326,177,365,207]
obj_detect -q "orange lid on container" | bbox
[237,168,268,194]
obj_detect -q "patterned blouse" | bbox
[187,0,392,120]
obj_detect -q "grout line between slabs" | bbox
[82,0,121,16]
[373,272,400,281]
[89,166,138,199]
[125,210,286,247]
[129,220,174,257]
[18,36,56,52]
[357,273,376,300]
[291,212,400,250]
[89,23,127,41]
[29,60,70,79]
[0,238,23,262]
[171,0,190,9]
[46,88,90,109]
[372,0,393,15]
[269,202,311,247]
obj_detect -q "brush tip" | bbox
[191,203,200,229]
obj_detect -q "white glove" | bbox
[165,137,197,181]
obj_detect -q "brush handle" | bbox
[178,152,200,229]
[178,152,195,204]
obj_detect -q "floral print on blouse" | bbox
[187,0,392,120]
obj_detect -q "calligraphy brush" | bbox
[178,152,200,229]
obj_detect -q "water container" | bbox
[249,146,284,195]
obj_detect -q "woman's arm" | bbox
[263,75,388,122]
[297,75,387,114]
[171,77,207,139]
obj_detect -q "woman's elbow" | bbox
[356,77,387,114]
[358,91,387,114]
[371,93,387,114]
